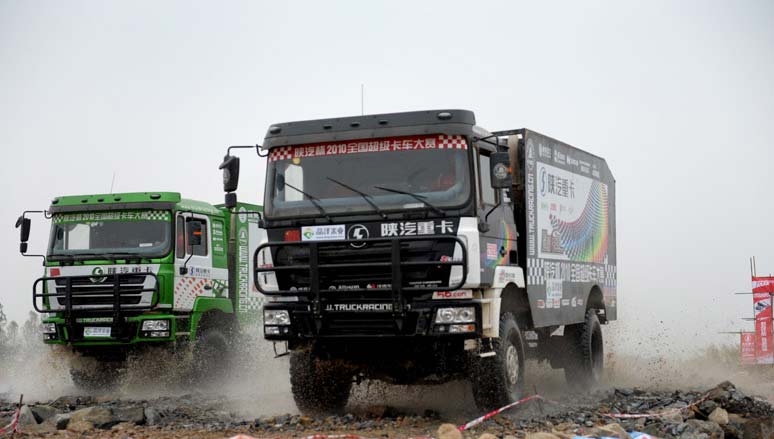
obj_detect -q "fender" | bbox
[480,266,526,338]
[191,296,234,333]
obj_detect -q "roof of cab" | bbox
[48,192,223,217]
[262,109,477,149]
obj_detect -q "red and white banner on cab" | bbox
[752,276,774,364]
[268,134,467,162]
[740,331,756,365]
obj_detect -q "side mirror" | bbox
[490,152,512,189]
[276,174,286,192]
[187,221,203,247]
[224,192,237,209]
[15,216,31,254]
[219,155,240,193]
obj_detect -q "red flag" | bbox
[752,276,774,364]
[740,331,756,365]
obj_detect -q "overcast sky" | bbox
[1,1,772,356]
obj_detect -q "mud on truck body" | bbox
[246,110,616,412]
[16,192,264,389]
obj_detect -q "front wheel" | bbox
[70,361,122,392]
[289,350,352,414]
[190,326,232,381]
[563,309,604,390]
[469,313,526,411]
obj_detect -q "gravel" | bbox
[1,381,772,438]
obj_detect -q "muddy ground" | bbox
[2,330,774,438]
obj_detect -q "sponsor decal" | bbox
[571,296,577,307]
[301,225,345,241]
[268,134,468,162]
[561,298,570,307]
[52,210,171,223]
[536,299,545,309]
[324,303,393,312]
[546,278,562,309]
[523,331,539,341]
[76,317,113,323]
[577,298,584,307]
[496,268,520,285]
[486,243,498,261]
[538,162,609,264]
[493,162,509,180]
[380,220,453,237]
[432,290,473,300]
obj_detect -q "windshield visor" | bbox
[264,134,471,218]
[48,210,172,259]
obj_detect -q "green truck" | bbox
[15,191,264,388]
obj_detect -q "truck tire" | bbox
[563,309,604,390]
[191,326,232,380]
[70,362,121,392]
[469,313,526,411]
[289,350,352,414]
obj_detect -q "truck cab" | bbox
[17,192,264,388]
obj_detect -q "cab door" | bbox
[174,213,214,311]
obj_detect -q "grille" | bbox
[52,274,150,308]
[273,240,455,296]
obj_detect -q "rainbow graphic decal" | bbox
[549,181,609,263]
[487,220,515,268]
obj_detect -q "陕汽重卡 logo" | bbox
[90,266,107,283]
[348,224,369,248]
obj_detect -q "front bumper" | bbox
[42,314,180,346]
[263,300,482,340]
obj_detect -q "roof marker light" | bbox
[150,194,161,200]
[323,124,332,130]
[269,126,282,134]
[378,119,388,125]
[350,122,360,127]
[437,112,452,120]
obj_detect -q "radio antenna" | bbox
[110,171,116,194]
[361,83,364,115]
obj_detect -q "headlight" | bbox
[264,310,291,325]
[141,320,170,331]
[435,307,475,324]
[41,323,57,334]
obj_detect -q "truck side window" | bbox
[479,153,496,205]
[176,216,185,259]
[186,219,208,257]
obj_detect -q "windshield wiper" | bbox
[326,177,387,219]
[283,181,333,223]
[373,186,446,216]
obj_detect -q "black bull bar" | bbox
[254,235,468,318]
[32,272,159,341]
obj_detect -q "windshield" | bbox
[48,210,172,259]
[264,134,471,219]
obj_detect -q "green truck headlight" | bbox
[434,307,475,324]
[141,320,170,331]
[264,310,291,325]
[41,323,57,334]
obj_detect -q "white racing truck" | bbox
[222,109,617,411]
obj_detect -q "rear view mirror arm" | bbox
[16,210,49,264]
